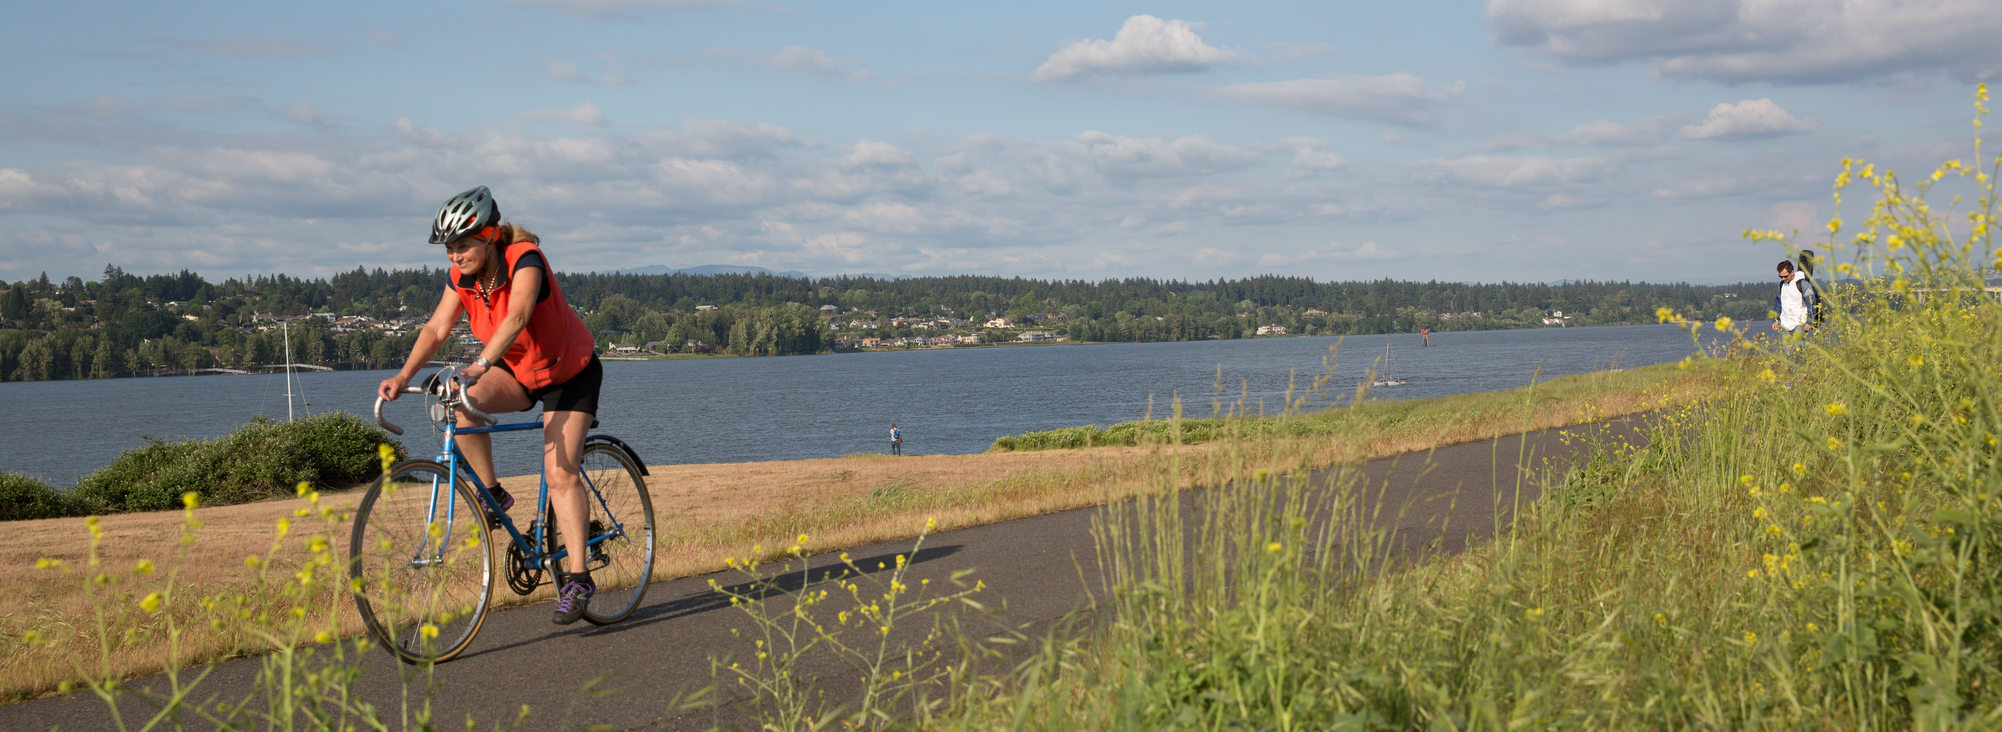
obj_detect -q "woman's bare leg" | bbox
[543,409,593,574]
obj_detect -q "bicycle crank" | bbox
[505,526,544,596]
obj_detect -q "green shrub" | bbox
[0,471,72,520]
[66,413,398,516]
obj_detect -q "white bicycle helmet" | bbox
[429,186,501,244]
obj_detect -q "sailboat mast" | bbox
[283,320,295,423]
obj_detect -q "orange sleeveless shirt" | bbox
[450,241,595,390]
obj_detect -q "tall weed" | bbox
[924,86,2002,729]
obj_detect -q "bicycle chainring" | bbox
[505,534,544,596]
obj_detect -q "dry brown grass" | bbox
[0,360,1728,704]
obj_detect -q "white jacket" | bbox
[1778,271,1810,330]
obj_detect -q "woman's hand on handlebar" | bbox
[378,373,412,401]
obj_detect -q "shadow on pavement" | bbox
[457,545,964,660]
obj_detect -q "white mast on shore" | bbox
[283,320,295,423]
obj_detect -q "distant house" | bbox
[1017,330,1059,342]
[1256,325,1288,335]
[819,304,840,314]
[695,305,717,312]
[985,317,1014,328]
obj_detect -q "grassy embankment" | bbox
[1,414,396,521]
[886,93,2002,729]
[0,353,1721,705]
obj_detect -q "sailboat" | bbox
[1371,338,1407,387]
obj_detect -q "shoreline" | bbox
[0,320,1704,384]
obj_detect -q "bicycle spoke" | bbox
[350,461,493,663]
[573,443,654,624]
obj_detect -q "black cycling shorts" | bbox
[494,355,602,417]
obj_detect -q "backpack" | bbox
[1798,276,1825,326]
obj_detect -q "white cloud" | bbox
[1557,118,1667,147]
[1192,247,1241,267]
[1480,116,1677,152]
[1073,131,1260,178]
[1256,241,1400,267]
[706,45,867,80]
[82,95,133,119]
[679,119,804,160]
[771,46,839,75]
[1281,138,1345,177]
[519,102,611,128]
[1414,153,1629,188]
[1680,99,1818,140]
[1209,73,1466,127]
[1487,0,2002,84]
[841,140,917,169]
[1767,201,1821,234]
[280,103,335,128]
[1034,15,1239,81]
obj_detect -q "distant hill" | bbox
[611,264,813,278]
[607,264,909,280]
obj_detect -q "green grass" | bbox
[990,360,1699,453]
[906,92,2002,729]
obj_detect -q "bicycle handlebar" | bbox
[373,370,497,437]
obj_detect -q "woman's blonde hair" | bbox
[493,222,540,246]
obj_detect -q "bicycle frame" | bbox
[432,418,553,569]
[380,372,627,578]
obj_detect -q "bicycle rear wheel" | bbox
[349,459,494,664]
[546,442,655,625]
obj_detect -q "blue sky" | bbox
[3,0,1998,285]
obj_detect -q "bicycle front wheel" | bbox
[349,459,494,664]
[546,442,655,625]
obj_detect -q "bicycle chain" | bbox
[505,522,544,596]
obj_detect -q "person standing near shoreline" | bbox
[890,423,903,456]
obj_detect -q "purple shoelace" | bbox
[555,579,593,615]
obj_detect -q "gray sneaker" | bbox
[552,578,594,625]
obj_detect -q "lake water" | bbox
[2,324,1730,487]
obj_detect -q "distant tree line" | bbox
[0,265,1772,382]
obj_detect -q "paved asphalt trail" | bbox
[0,415,1645,731]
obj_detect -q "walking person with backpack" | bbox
[1770,258,1816,368]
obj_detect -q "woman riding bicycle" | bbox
[377,185,603,625]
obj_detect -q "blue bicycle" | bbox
[349,367,656,664]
